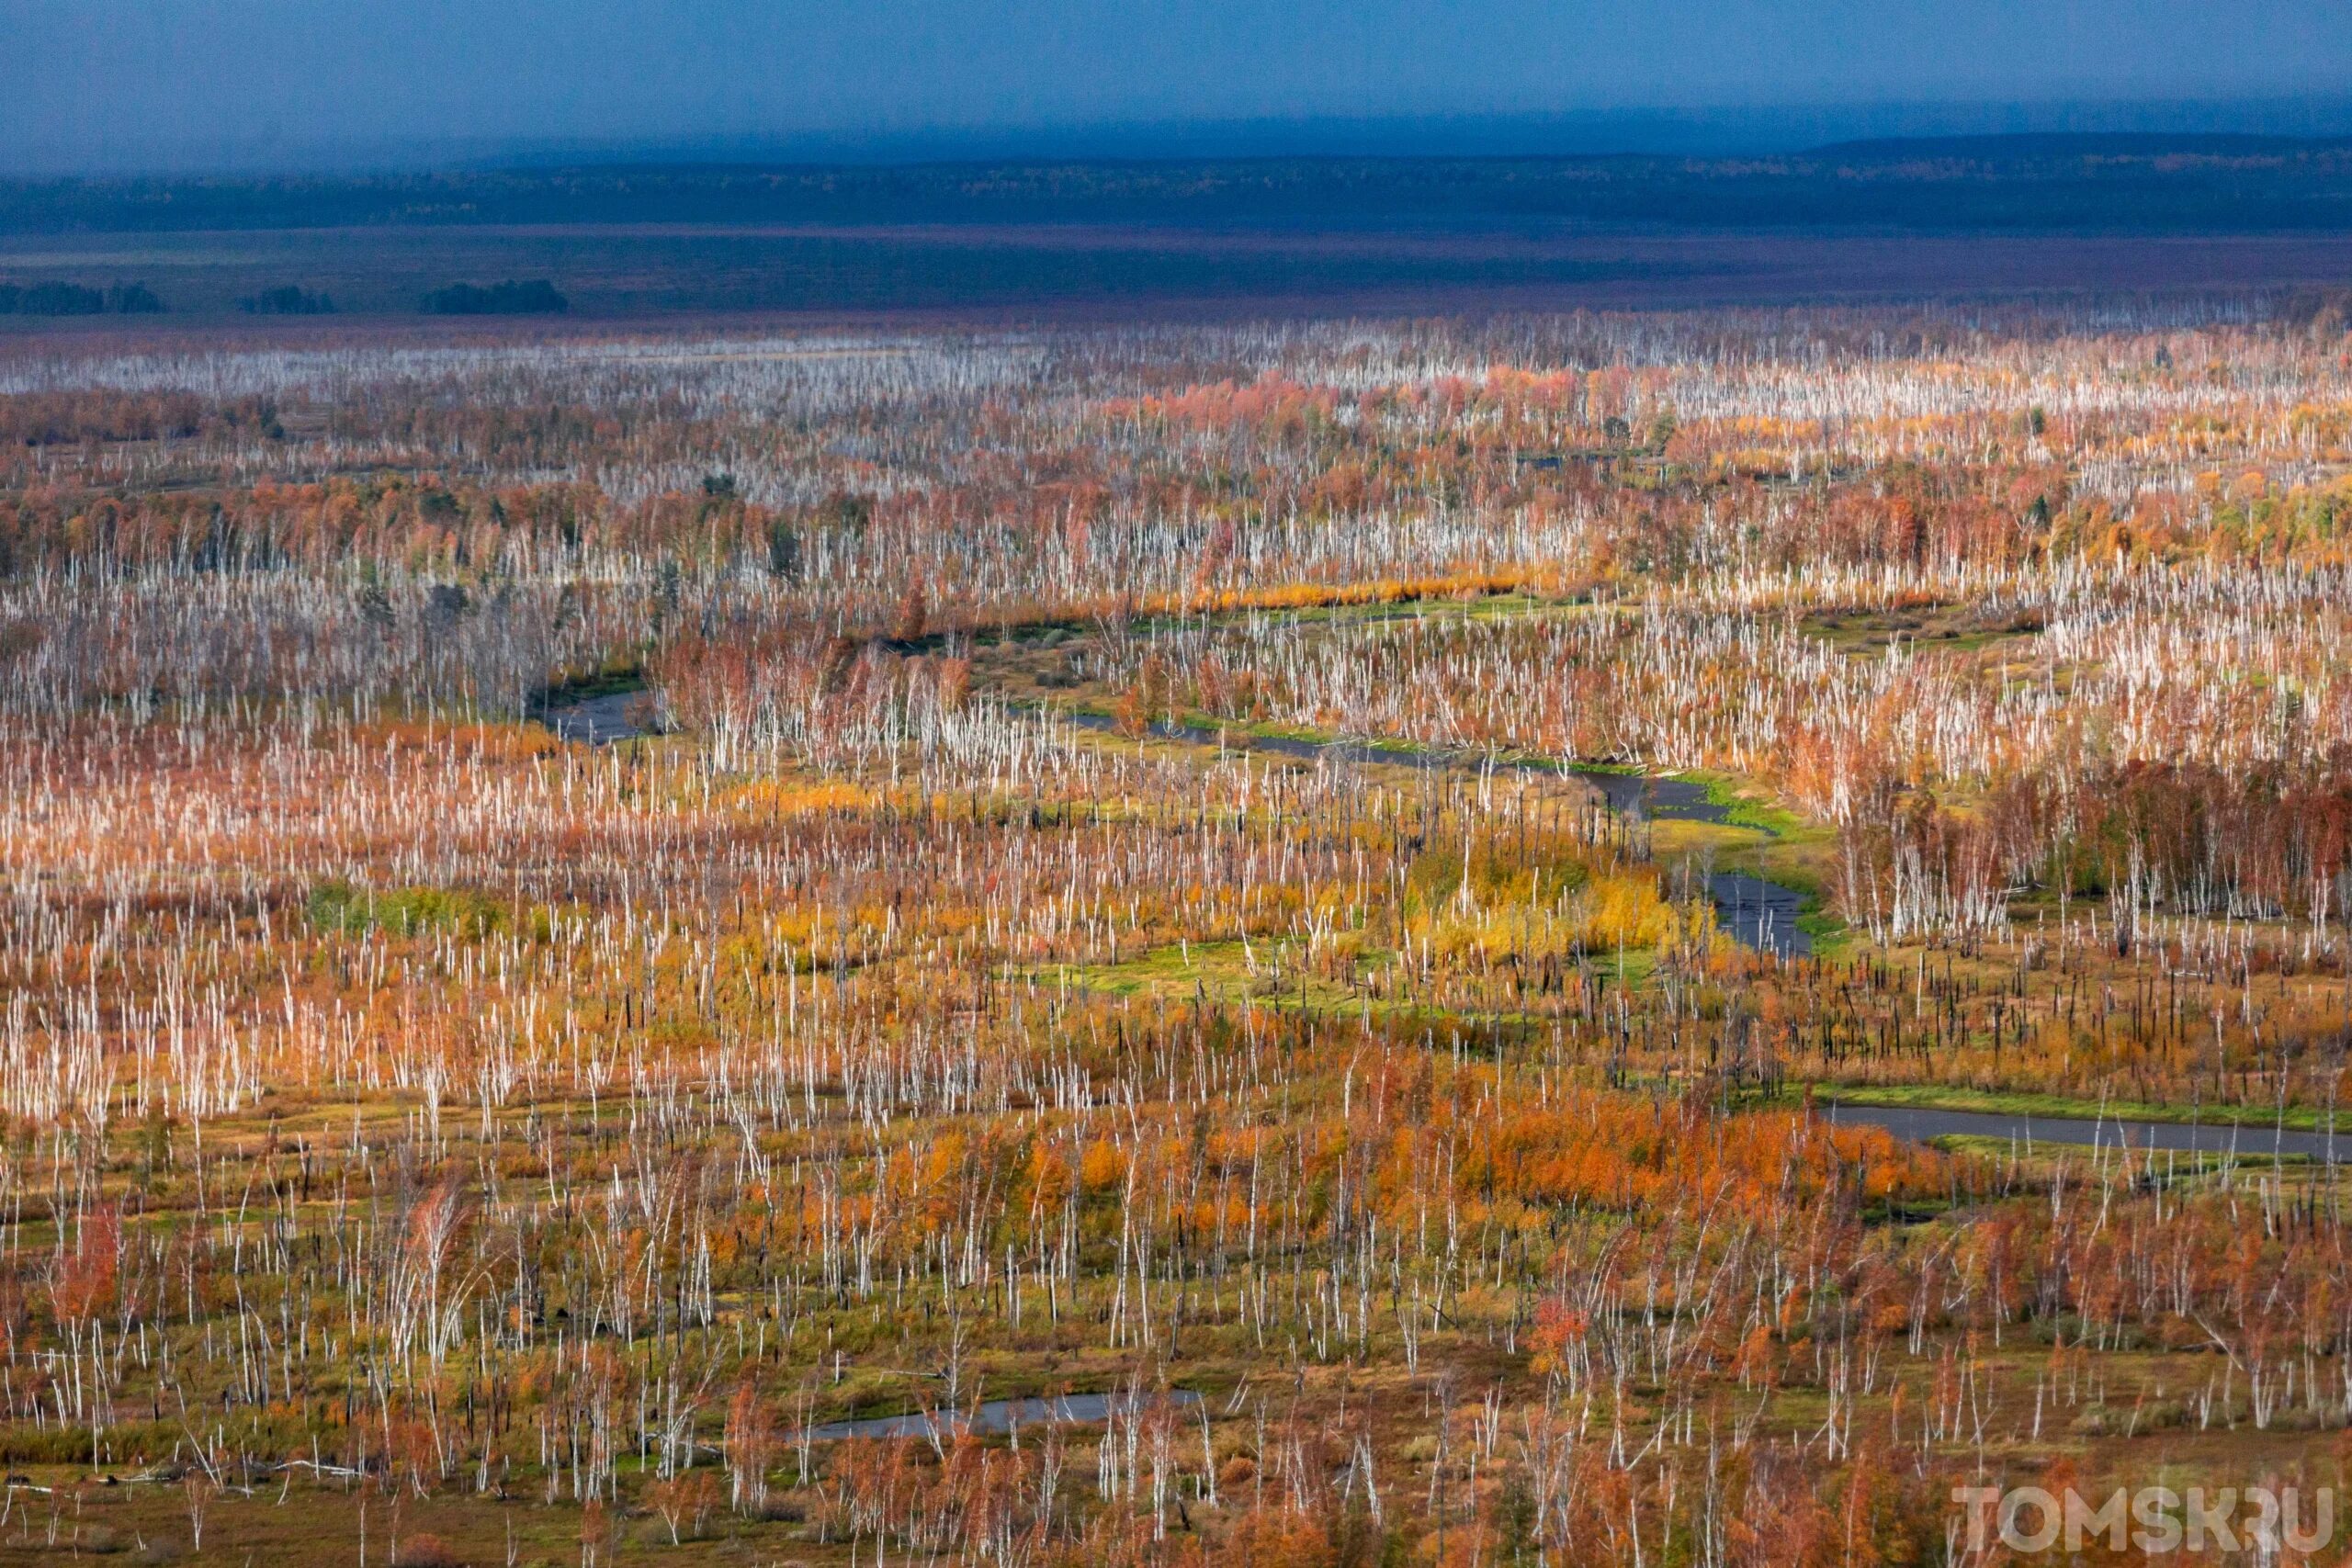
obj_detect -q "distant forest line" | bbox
[5,135,2352,235]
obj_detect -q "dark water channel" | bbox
[808,1388,1205,1443]
[1064,712,1730,820]
[1824,1101,2340,1158]
[540,689,653,745]
[1708,872,1809,958]
[538,696,1811,955]
[1061,712,1808,953]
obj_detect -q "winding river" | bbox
[1824,1100,2341,1158]
[1058,712,1808,955]
[538,694,1813,956]
[808,1388,1205,1443]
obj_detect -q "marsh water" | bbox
[808,1388,1205,1443]
[1708,872,1809,958]
[540,689,652,745]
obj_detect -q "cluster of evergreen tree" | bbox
[420,278,567,315]
[237,284,335,315]
[0,280,164,314]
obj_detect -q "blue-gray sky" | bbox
[6,0,2352,173]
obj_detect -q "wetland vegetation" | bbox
[2,299,2352,1562]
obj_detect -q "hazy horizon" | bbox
[6,0,2351,175]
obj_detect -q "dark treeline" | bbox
[237,283,335,315]
[421,277,569,315]
[5,136,2352,235]
[0,279,164,314]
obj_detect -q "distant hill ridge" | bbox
[1810,131,2352,159]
